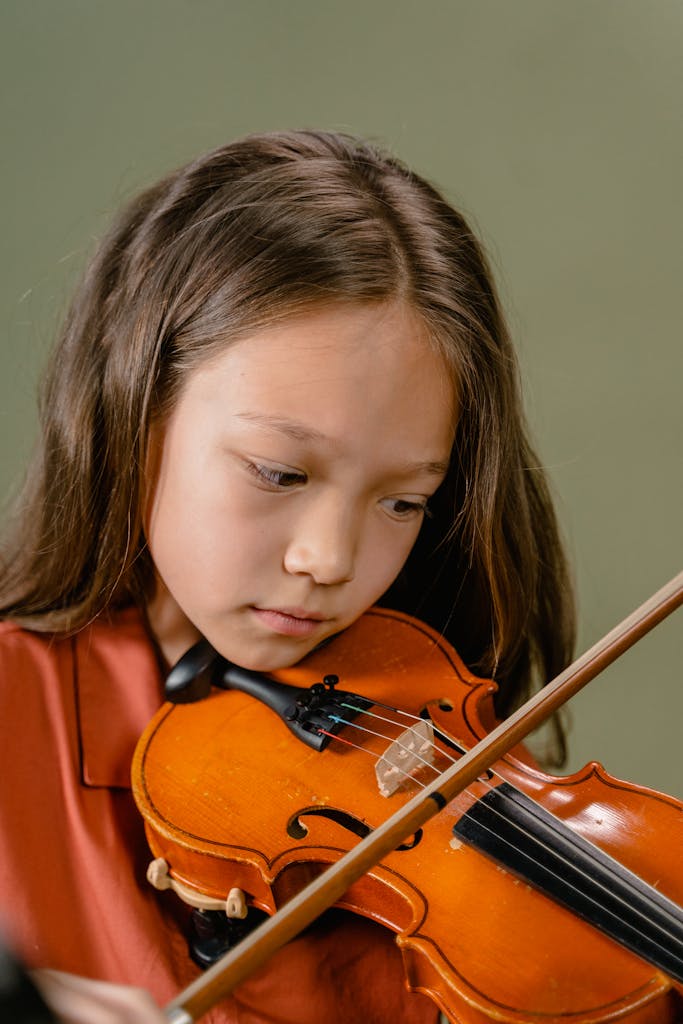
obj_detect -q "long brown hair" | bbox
[0,130,574,751]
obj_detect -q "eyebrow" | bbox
[236,412,328,443]
[235,412,450,477]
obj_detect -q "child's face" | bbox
[145,301,456,670]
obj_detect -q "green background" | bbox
[1,2,681,798]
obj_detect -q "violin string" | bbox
[330,704,491,787]
[343,699,467,758]
[320,704,683,949]
[316,728,381,756]
[341,700,538,794]
[337,704,460,771]
[327,713,440,775]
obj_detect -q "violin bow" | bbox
[164,569,683,1024]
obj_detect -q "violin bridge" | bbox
[375,719,435,797]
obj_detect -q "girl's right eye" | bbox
[246,461,307,489]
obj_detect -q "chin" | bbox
[214,638,319,674]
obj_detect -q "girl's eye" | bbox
[247,462,307,489]
[382,497,431,520]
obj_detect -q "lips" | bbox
[250,606,329,638]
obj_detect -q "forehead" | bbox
[177,301,457,457]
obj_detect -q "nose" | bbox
[283,495,357,585]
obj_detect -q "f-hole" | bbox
[286,805,422,851]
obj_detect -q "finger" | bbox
[31,969,168,1024]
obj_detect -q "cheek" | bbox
[147,462,291,610]
[150,495,268,587]
[359,522,422,600]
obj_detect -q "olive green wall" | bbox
[1,2,681,797]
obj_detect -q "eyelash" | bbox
[384,498,432,520]
[246,462,307,488]
[246,461,432,519]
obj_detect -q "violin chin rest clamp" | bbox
[146,857,248,919]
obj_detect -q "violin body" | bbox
[132,608,683,1023]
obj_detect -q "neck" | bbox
[145,576,202,669]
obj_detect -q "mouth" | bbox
[250,606,330,638]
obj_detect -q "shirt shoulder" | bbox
[0,609,165,788]
[0,619,72,708]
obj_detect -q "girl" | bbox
[0,130,574,1023]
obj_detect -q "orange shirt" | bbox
[0,609,437,1023]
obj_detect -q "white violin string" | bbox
[332,706,454,775]
[327,714,435,768]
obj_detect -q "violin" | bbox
[132,573,683,1023]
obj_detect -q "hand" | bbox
[31,969,169,1024]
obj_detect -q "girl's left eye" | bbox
[247,462,307,489]
[381,497,431,519]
